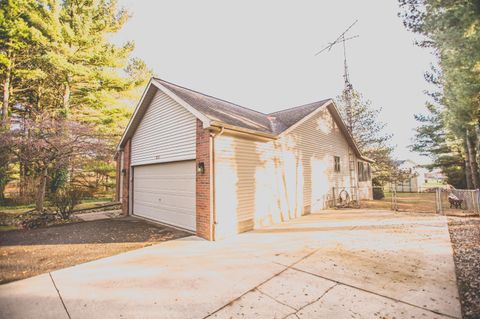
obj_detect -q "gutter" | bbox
[209,126,225,240]
[209,121,277,140]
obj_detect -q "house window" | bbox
[334,156,341,172]
[358,161,371,181]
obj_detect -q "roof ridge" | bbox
[154,77,268,116]
[268,99,331,116]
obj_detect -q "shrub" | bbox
[20,213,57,229]
[373,187,385,200]
[49,187,85,220]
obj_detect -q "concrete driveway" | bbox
[0,210,461,319]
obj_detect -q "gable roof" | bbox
[117,77,372,162]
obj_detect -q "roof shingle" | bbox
[154,78,331,135]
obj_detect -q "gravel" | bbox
[448,216,480,319]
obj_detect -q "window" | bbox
[358,161,371,181]
[334,156,341,172]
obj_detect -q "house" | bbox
[387,160,445,192]
[115,78,373,240]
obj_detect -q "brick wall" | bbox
[196,119,212,240]
[122,139,131,216]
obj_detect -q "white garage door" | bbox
[133,160,196,231]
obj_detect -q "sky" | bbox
[112,0,435,164]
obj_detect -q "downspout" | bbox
[210,126,224,240]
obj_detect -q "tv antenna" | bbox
[315,20,359,132]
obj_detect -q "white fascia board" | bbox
[116,78,155,151]
[278,99,334,137]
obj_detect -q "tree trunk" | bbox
[36,166,48,212]
[476,123,480,173]
[1,64,11,128]
[465,139,473,189]
[466,128,479,189]
[63,78,70,111]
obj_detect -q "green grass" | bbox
[361,192,437,213]
[0,225,18,232]
[0,197,115,214]
[0,205,35,215]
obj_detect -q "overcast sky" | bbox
[113,0,435,164]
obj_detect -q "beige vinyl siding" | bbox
[287,107,352,211]
[131,90,196,166]
[214,106,360,238]
[214,135,282,236]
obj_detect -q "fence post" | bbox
[435,187,443,215]
[476,190,480,215]
[332,187,336,208]
[391,189,397,211]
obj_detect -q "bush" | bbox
[373,187,385,200]
[49,187,85,220]
[20,213,57,229]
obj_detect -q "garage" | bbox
[133,160,196,231]
[116,78,373,241]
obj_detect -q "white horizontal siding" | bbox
[131,90,196,166]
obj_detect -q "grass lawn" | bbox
[0,218,189,284]
[361,192,478,216]
[0,198,117,231]
[0,197,114,215]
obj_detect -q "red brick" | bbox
[196,119,212,240]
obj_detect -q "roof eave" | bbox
[326,101,368,161]
[210,121,277,139]
[116,78,156,151]
[116,78,213,151]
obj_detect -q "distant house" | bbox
[388,160,446,192]
[116,78,373,240]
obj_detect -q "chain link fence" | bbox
[329,185,480,216]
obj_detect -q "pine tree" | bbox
[411,103,467,188]
[336,89,396,184]
[399,0,480,188]
[0,0,153,207]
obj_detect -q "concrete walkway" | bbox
[0,210,461,319]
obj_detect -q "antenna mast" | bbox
[315,20,359,132]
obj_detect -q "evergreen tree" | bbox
[0,0,153,206]
[399,0,480,188]
[336,89,396,184]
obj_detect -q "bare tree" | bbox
[0,112,105,211]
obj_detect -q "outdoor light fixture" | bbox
[197,162,205,174]
[121,168,126,176]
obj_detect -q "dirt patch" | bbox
[448,216,480,319]
[0,218,189,284]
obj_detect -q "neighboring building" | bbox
[388,160,446,192]
[116,78,373,240]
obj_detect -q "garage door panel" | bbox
[134,203,196,230]
[133,192,195,211]
[134,178,195,192]
[133,161,196,231]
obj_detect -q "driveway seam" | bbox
[201,248,322,319]
[49,272,71,319]
[288,266,460,319]
[255,288,298,311]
